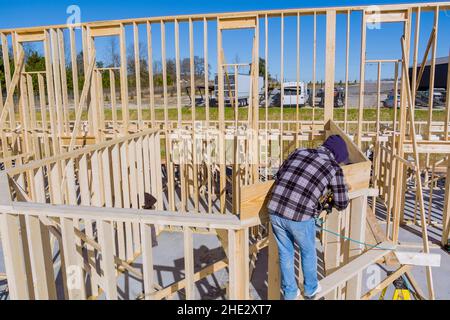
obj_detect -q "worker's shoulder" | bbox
[316,148,342,171]
[292,147,318,157]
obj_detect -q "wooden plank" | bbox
[119,24,129,132]
[97,219,118,299]
[267,224,281,300]
[48,161,70,298]
[442,158,450,246]
[0,32,13,156]
[69,27,80,112]
[411,7,420,113]
[345,195,368,299]
[0,173,30,299]
[356,12,367,147]
[128,139,141,252]
[6,129,158,175]
[19,68,32,155]
[141,222,154,300]
[308,242,395,300]
[203,17,210,128]
[26,74,39,158]
[376,62,381,134]
[0,49,25,127]
[136,137,145,208]
[60,216,86,299]
[415,27,436,94]
[280,13,285,161]
[90,25,120,37]
[184,227,195,300]
[57,29,70,134]
[120,141,134,260]
[16,31,45,42]
[142,135,151,196]
[95,69,105,138]
[295,12,300,142]
[128,139,139,209]
[111,143,126,260]
[217,18,226,214]
[218,16,257,30]
[101,148,113,207]
[311,11,316,136]
[174,19,182,127]
[92,149,112,297]
[324,10,336,122]
[23,169,57,300]
[65,158,87,293]
[78,153,99,296]
[160,20,175,212]
[7,202,246,230]
[444,53,450,141]
[400,36,435,300]
[403,142,450,154]
[90,150,104,206]
[146,22,156,127]
[228,228,249,299]
[251,19,259,183]
[240,181,273,221]
[189,18,199,212]
[50,29,64,143]
[344,10,350,133]
[109,69,118,135]
[426,8,439,143]
[394,251,441,267]
[68,56,96,152]
[366,11,406,23]
[323,209,341,299]
[0,78,3,111]
[152,132,164,209]
[1,33,12,88]
[133,22,143,129]
[0,212,30,299]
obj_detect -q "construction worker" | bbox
[267,135,350,300]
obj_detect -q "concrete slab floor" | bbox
[0,182,449,300]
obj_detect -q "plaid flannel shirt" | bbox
[268,146,349,222]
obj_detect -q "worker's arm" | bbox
[329,167,350,211]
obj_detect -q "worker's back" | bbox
[268,146,349,222]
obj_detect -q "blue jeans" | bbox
[269,213,318,299]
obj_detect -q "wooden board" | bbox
[310,241,395,300]
[240,181,274,221]
[394,251,441,267]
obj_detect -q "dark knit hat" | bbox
[322,135,349,164]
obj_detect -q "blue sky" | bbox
[0,0,449,82]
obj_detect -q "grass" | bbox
[34,106,446,123]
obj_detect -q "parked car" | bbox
[313,87,345,107]
[383,91,401,108]
[434,88,446,107]
[416,89,446,108]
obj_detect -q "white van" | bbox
[282,82,308,106]
[214,74,264,106]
